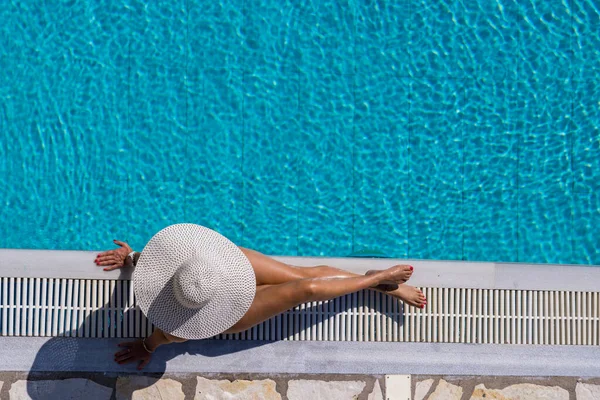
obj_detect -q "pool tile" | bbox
[517,189,574,264]
[296,73,354,257]
[75,179,132,251]
[296,164,354,258]
[242,181,299,256]
[406,187,463,261]
[514,1,573,80]
[3,62,131,182]
[187,67,244,182]
[186,68,244,244]
[407,1,465,78]
[460,1,521,81]
[463,79,517,190]
[130,0,187,68]
[297,0,356,76]
[0,103,7,173]
[242,0,304,75]
[353,73,410,258]
[353,181,410,259]
[463,189,519,263]
[126,180,188,251]
[1,1,130,69]
[572,80,600,193]
[242,72,300,180]
[408,1,519,80]
[571,1,600,81]
[1,0,132,182]
[188,0,244,69]
[355,0,411,76]
[128,63,188,182]
[510,78,573,191]
[185,180,244,245]
[0,174,84,250]
[242,72,300,255]
[409,79,465,191]
[572,191,600,265]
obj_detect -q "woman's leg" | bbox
[225,265,411,333]
[239,247,426,308]
[241,247,413,284]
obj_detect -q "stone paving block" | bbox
[428,379,463,400]
[367,379,383,400]
[116,377,184,400]
[287,380,365,400]
[195,377,281,400]
[9,379,112,400]
[470,383,569,400]
[576,383,600,400]
[415,379,434,400]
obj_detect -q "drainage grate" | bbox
[1,278,599,345]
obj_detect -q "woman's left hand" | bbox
[114,340,152,370]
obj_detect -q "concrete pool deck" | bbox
[1,337,600,376]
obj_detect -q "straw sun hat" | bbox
[132,224,256,340]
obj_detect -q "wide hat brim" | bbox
[133,224,256,340]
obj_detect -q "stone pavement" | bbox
[1,373,599,399]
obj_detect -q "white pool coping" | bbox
[1,248,599,292]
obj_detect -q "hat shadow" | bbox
[25,270,399,398]
[24,268,171,399]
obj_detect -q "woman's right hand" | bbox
[95,240,133,271]
[114,340,153,370]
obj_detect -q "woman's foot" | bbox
[366,269,427,308]
[388,284,427,308]
[368,265,413,285]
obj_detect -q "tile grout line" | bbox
[515,28,521,264]
[351,73,356,255]
[241,0,247,247]
[461,82,466,261]
[126,4,133,234]
[407,76,412,258]
[184,0,189,216]
[569,63,575,263]
[568,0,575,262]
[351,0,357,255]
[296,68,301,256]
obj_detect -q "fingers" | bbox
[96,254,123,270]
[114,240,127,247]
[96,253,119,263]
[138,358,150,370]
[115,349,131,357]
[97,259,121,266]
[118,341,135,348]
[115,351,134,364]
[96,249,116,258]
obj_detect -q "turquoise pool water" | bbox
[0,0,598,265]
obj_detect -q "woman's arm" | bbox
[144,328,188,350]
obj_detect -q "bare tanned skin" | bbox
[96,242,427,369]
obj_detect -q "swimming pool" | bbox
[0,0,598,265]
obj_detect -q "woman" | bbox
[95,224,427,370]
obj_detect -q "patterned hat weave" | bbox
[133,224,256,339]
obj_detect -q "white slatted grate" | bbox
[1,278,599,345]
